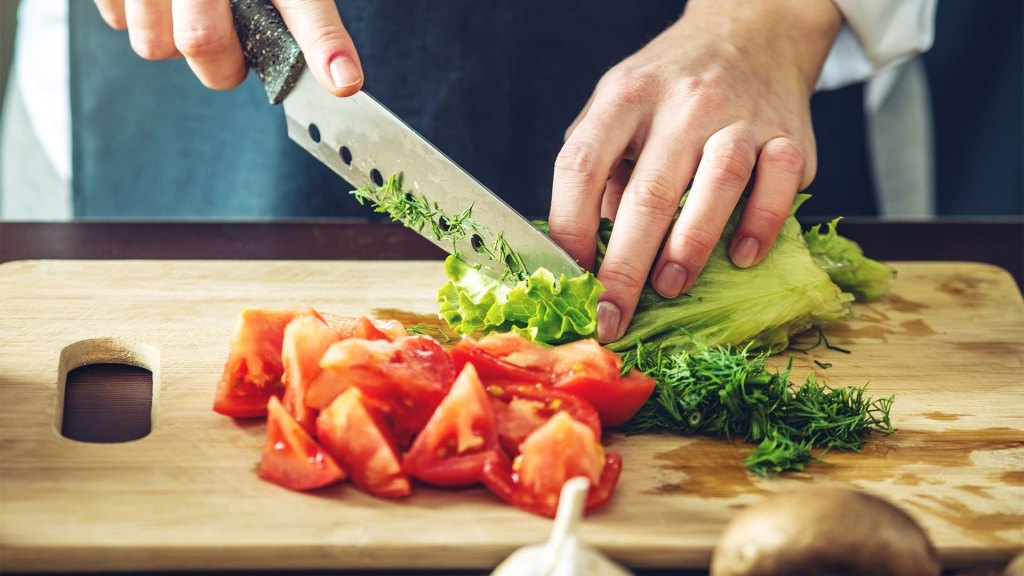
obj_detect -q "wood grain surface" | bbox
[1,259,1021,572]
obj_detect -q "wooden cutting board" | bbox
[1,259,1021,572]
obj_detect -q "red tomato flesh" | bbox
[550,339,656,426]
[321,313,406,341]
[319,335,455,447]
[403,363,500,487]
[281,314,340,433]
[481,411,621,518]
[258,396,346,491]
[485,382,602,454]
[315,387,411,499]
[214,307,321,418]
[450,334,553,384]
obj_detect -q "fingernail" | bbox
[731,237,760,268]
[655,263,688,298]
[329,56,362,89]
[596,301,622,343]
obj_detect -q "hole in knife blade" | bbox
[370,169,384,187]
[339,146,353,166]
[438,215,453,233]
[471,234,485,253]
[308,124,321,143]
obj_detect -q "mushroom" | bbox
[711,486,941,576]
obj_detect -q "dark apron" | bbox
[68,1,685,219]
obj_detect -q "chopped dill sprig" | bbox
[405,322,457,344]
[351,172,485,248]
[789,327,851,355]
[622,341,894,476]
[352,172,528,283]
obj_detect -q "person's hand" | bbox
[548,0,843,343]
[94,0,363,96]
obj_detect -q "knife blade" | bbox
[230,0,583,280]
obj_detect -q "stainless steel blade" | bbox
[281,69,583,279]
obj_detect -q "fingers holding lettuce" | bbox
[547,0,843,343]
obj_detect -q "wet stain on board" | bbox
[909,494,1022,547]
[827,319,940,342]
[649,438,770,499]
[952,340,1024,361]
[998,470,1024,486]
[648,427,1024,499]
[957,485,995,499]
[920,411,970,422]
[885,294,929,314]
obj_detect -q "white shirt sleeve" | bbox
[817,0,939,91]
[12,0,72,182]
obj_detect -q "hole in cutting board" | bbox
[54,339,161,443]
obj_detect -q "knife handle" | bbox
[229,0,305,105]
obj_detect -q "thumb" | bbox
[271,0,363,96]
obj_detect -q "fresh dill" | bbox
[351,172,528,283]
[622,341,894,476]
[789,327,851,355]
[405,322,457,344]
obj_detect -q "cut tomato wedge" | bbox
[214,307,321,418]
[481,412,621,518]
[258,396,346,491]
[320,335,455,446]
[321,313,406,341]
[281,314,340,432]
[550,339,655,427]
[451,334,553,384]
[485,382,602,454]
[403,364,500,487]
[315,388,411,499]
[305,316,407,411]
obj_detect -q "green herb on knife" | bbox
[621,341,895,475]
[351,172,484,250]
[351,172,530,282]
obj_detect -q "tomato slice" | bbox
[550,339,655,427]
[319,335,455,447]
[315,387,411,499]
[304,316,408,411]
[258,396,346,491]
[214,307,321,418]
[281,314,341,432]
[481,412,621,518]
[450,334,553,384]
[321,313,406,341]
[485,382,602,454]
[403,364,500,487]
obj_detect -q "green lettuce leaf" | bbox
[437,255,603,343]
[603,196,853,353]
[804,218,896,302]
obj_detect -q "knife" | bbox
[229,0,583,280]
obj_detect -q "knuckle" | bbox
[598,258,648,298]
[174,27,235,59]
[100,10,128,30]
[762,139,806,176]
[627,173,680,215]
[675,226,720,258]
[600,66,658,107]
[554,141,602,180]
[131,37,178,60]
[744,202,790,230]
[306,28,354,57]
[548,220,592,248]
[708,142,754,189]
